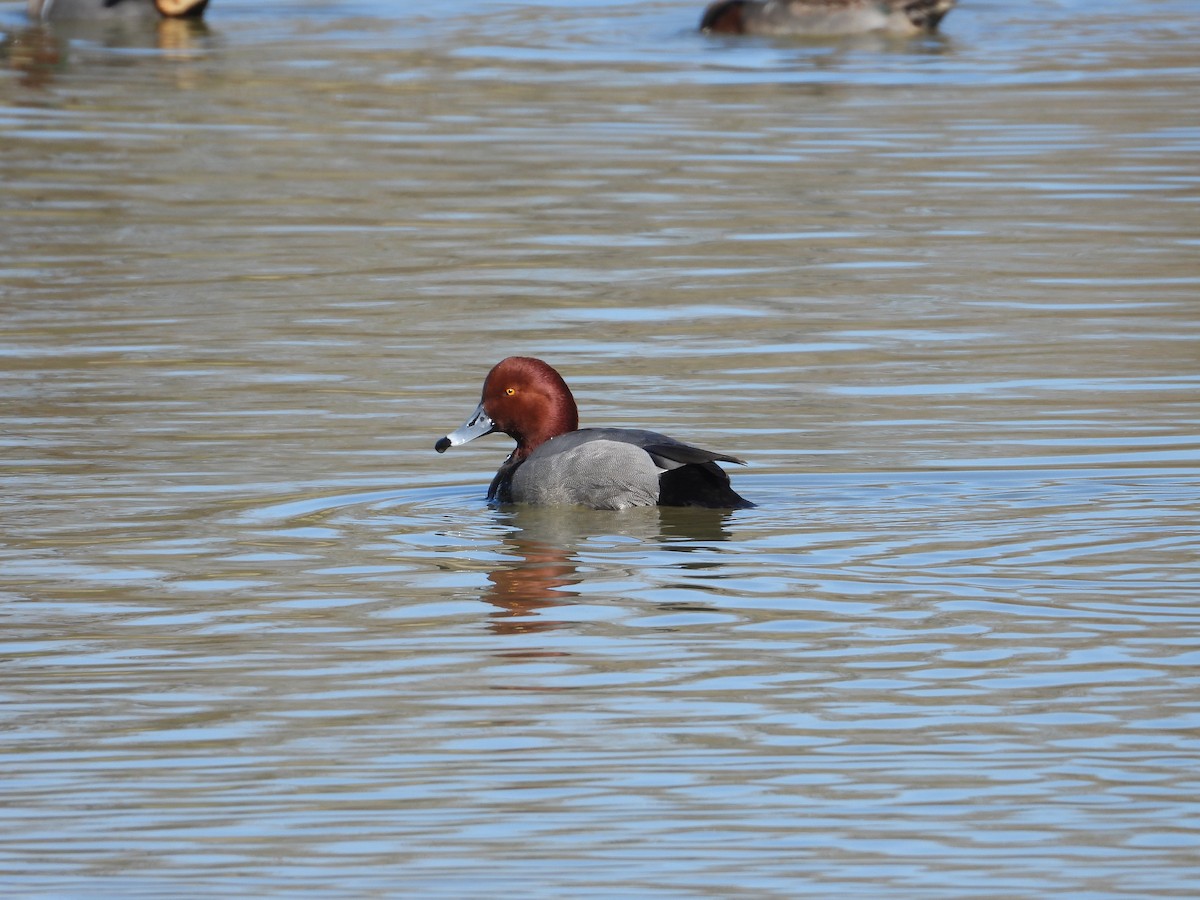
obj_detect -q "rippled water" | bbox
[2,0,1199,895]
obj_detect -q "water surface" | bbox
[2,0,1199,895]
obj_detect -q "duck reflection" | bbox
[481,504,739,634]
[1,24,63,87]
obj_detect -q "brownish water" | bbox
[2,0,1198,895]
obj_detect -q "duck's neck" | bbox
[514,403,578,459]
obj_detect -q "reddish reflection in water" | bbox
[480,506,740,634]
[483,534,580,634]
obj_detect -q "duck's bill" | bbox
[434,402,495,453]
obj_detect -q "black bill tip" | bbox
[434,437,451,453]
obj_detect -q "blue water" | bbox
[2,0,1199,896]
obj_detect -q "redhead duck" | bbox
[28,0,207,20]
[700,0,955,36]
[435,357,754,510]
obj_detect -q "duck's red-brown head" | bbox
[435,357,579,460]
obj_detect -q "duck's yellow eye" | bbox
[505,387,516,396]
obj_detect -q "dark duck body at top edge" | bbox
[700,0,956,37]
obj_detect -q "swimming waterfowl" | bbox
[29,0,208,20]
[435,356,754,510]
[700,0,956,36]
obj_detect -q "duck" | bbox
[699,0,956,37]
[435,356,754,510]
[28,0,208,21]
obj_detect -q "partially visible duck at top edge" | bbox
[700,0,956,36]
[435,356,754,511]
[29,0,208,21]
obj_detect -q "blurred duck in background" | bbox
[29,0,208,20]
[700,0,955,36]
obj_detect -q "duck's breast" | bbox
[511,431,661,510]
